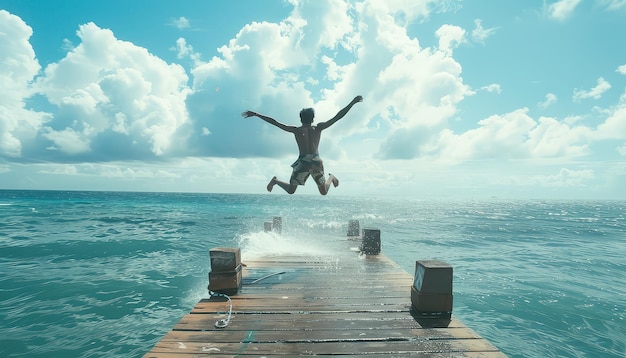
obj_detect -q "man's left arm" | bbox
[317,96,363,130]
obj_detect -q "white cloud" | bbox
[35,22,191,160]
[42,128,91,155]
[508,168,594,187]
[481,83,502,94]
[595,106,626,140]
[545,168,595,187]
[358,3,473,159]
[600,0,626,10]
[0,10,49,158]
[61,38,75,52]
[173,37,202,66]
[0,11,39,100]
[573,77,611,101]
[435,24,466,55]
[436,109,536,162]
[435,108,592,163]
[187,17,312,158]
[289,0,354,51]
[170,16,190,30]
[526,116,590,157]
[617,64,626,75]
[471,19,497,44]
[187,0,475,162]
[357,0,452,24]
[539,93,558,108]
[546,0,582,21]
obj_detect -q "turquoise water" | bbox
[0,190,624,357]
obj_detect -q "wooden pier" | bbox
[144,232,505,357]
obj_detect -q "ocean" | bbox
[0,190,624,357]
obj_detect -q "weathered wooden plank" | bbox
[147,338,501,355]
[144,352,507,358]
[241,256,405,270]
[192,302,411,314]
[145,353,507,358]
[194,296,411,309]
[160,326,484,343]
[227,287,412,298]
[173,312,468,331]
[241,282,413,292]
[243,270,413,280]
[242,258,407,267]
[241,279,413,290]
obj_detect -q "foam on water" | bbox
[236,229,335,261]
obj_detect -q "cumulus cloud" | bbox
[481,83,502,94]
[436,109,536,162]
[435,24,466,55]
[0,10,49,158]
[186,0,474,161]
[544,168,595,187]
[546,0,582,21]
[173,37,203,66]
[595,106,626,140]
[435,108,591,163]
[573,77,611,101]
[617,64,626,75]
[186,16,312,158]
[526,116,590,157]
[170,16,190,30]
[33,22,191,161]
[289,0,354,51]
[539,93,558,108]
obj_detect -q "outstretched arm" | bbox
[242,110,296,133]
[317,95,363,130]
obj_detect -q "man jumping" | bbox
[242,95,363,195]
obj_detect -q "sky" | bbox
[1,0,626,199]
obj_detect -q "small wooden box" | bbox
[272,217,282,234]
[361,228,381,255]
[208,264,242,295]
[411,286,453,314]
[209,247,241,272]
[413,260,452,294]
[347,220,360,237]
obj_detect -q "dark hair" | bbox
[299,108,315,124]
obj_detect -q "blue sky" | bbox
[1,0,625,199]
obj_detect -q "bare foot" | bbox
[329,174,339,188]
[267,176,277,192]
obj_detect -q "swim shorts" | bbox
[290,154,325,186]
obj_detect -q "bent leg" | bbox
[317,174,339,195]
[267,176,297,194]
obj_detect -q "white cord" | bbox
[209,290,232,328]
[250,271,286,284]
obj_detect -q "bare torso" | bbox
[294,125,322,156]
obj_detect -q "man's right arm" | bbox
[242,111,296,132]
